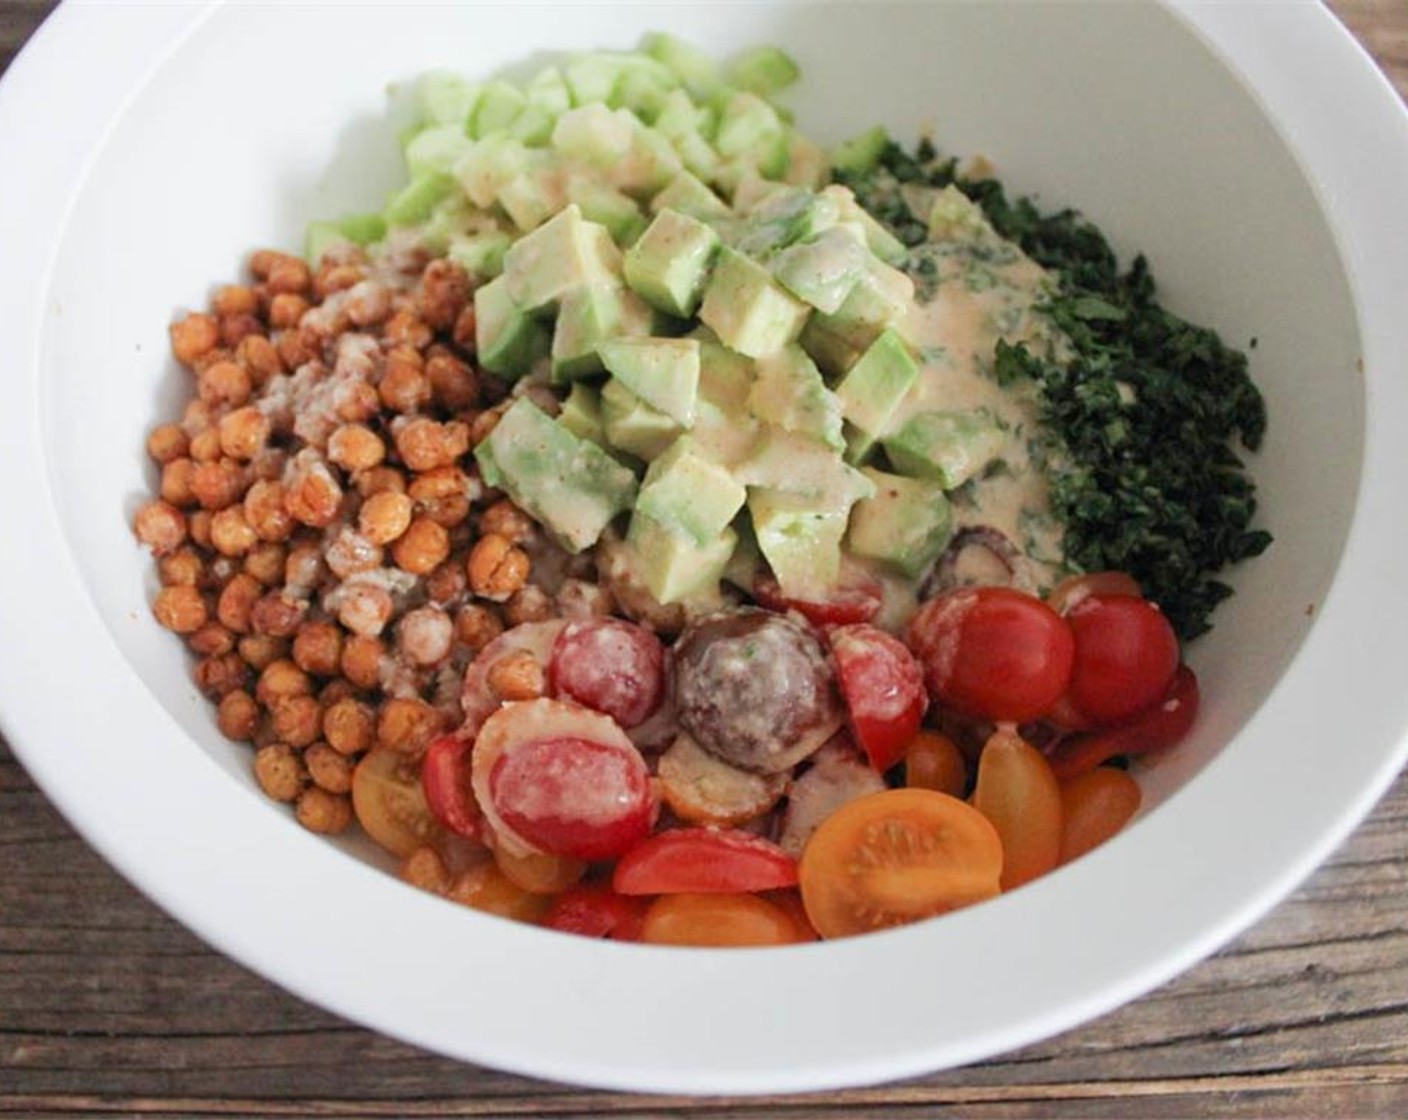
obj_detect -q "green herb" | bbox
[839,142,1272,639]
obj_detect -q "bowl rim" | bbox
[3,0,1408,1095]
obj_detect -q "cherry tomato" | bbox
[541,884,648,940]
[904,730,968,798]
[1046,570,1143,616]
[421,735,481,840]
[613,828,798,896]
[471,698,655,861]
[549,617,667,729]
[906,587,1075,723]
[829,624,926,772]
[493,846,587,895]
[971,729,1062,891]
[446,861,552,924]
[753,573,883,626]
[798,788,1003,939]
[639,892,811,947]
[351,747,445,858]
[1059,767,1142,865]
[1048,664,1200,781]
[761,888,820,941]
[459,619,567,736]
[1064,594,1179,726]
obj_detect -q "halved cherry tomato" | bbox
[493,847,587,895]
[1064,594,1179,726]
[459,619,567,735]
[761,888,820,941]
[541,884,649,941]
[904,730,968,798]
[639,892,810,947]
[656,733,788,827]
[472,698,655,861]
[549,617,667,729]
[1046,570,1143,616]
[1059,767,1142,865]
[351,747,444,858]
[613,828,798,896]
[971,729,1062,891]
[752,573,883,626]
[446,861,552,924]
[1048,664,1200,781]
[906,587,1075,723]
[798,788,1003,939]
[829,624,926,772]
[421,735,481,840]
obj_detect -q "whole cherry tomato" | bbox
[1064,594,1179,726]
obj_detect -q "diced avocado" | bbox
[384,172,456,227]
[696,337,756,414]
[798,314,863,378]
[830,125,890,176]
[446,228,513,280]
[733,186,840,258]
[526,66,572,115]
[552,103,635,168]
[404,123,475,177]
[748,488,852,600]
[473,276,549,378]
[650,170,730,221]
[500,205,623,314]
[454,134,530,208]
[469,80,527,139]
[418,71,481,127]
[725,45,800,96]
[558,381,607,446]
[721,517,763,591]
[564,53,626,107]
[623,209,721,318]
[550,284,651,383]
[699,247,811,359]
[611,125,684,199]
[636,437,747,544]
[715,91,784,160]
[882,407,1009,488]
[692,396,761,469]
[769,224,868,314]
[641,32,723,102]
[626,512,737,605]
[497,150,568,231]
[846,467,953,578]
[834,328,920,462]
[567,176,648,245]
[809,255,914,351]
[652,90,721,181]
[748,346,843,451]
[476,398,638,553]
[601,378,685,461]
[927,183,996,241]
[598,337,700,425]
[822,185,908,265]
[738,427,874,509]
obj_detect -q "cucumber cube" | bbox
[550,284,653,383]
[526,66,572,115]
[749,346,844,451]
[623,209,721,317]
[469,80,528,139]
[404,123,475,177]
[474,276,549,378]
[601,378,685,461]
[500,204,623,314]
[612,126,684,199]
[384,172,456,227]
[508,103,557,147]
[637,437,747,544]
[497,151,568,231]
[715,91,784,159]
[418,71,481,127]
[784,134,830,190]
[835,328,920,462]
[454,135,530,208]
[769,225,868,314]
[847,467,954,579]
[304,212,387,265]
[599,337,700,426]
[552,103,636,168]
[626,512,736,605]
[558,382,607,446]
[419,194,474,254]
[699,248,811,359]
[798,314,864,378]
[447,228,512,280]
[475,398,637,553]
[882,407,1009,488]
[565,53,626,107]
[649,171,730,222]
[641,32,723,102]
[725,45,800,96]
[567,176,648,245]
[830,126,891,176]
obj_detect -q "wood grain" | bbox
[3,2,1408,1116]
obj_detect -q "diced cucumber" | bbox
[927,183,997,241]
[846,467,954,578]
[447,228,512,280]
[552,103,636,168]
[469,79,527,139]
[384,172,456,227]
[783,133,830,190]
[715,91,784,160]
[304,212,387,265]
[809,255,915,351]
[830,125,890,176]
[699,247,811,359]
[798,314,864,378]
[601,378,685,461]
[882,407,1009,488]
[526,66,572,115]
[418,71,481,127]
[623,208,721,318]
[508,103,557,146]
[636,437,747,545]
[611,126,684,200]
[454,134,530,208]
[649,170,730,222]
[473,276,550,378]
[598,337,700,425]
[565,53,626,106]
[497,151,568,231]
[725,45,800,96]
[697,337,756,414]
[739,427,874,509]
[641,32,723,102]
[404,123,475,177]
[823,185,908,265]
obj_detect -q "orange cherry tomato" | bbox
[1059,767,1142,865]
[798,788,1003,940]
[351,747,445,858]
[761,888,820,942]
[971,729,1062,891]
[493,846,588,895]
[904,730,968,797]
[446,861,552,924]
[639,892,811,947]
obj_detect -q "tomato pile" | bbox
[353,572,1196,945]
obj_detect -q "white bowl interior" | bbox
[16,0,1380,1092]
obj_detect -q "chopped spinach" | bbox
[838,141,1272,639]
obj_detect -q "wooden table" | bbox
[3,3,1407,1116]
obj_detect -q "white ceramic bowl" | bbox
[3,0,1408,1095]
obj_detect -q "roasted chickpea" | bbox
[397,605,454,667]
[255,658,313,707]
[198,359,252,408]
[451,304,477,350]
[315,262,365,300]
[425,560,467,604]
[190,459,246,511]
[158,547,206,588]
[216,689,260,741]
[345,279,393,327]
[244,479,295,542]
[270,694,322,748]
[304,741,354,794]
[392,517,450,576]
[209,506,259,557]
[238,634,289,673]
[296,787,353,833]
[242,541,287,587]
[379,351,431,413]
[454,603,504,654]
[477,499,535,546]
[327,423,386,473]
[323,696,375,756]
[253,743,307,803]
[334,580,394,637]
[333,378,381,424]
[382,309,433,351]
[358,489,414,545]
[467,533,529,601]
[394,417,469,473]
[250,591,307,638]
[376,697,446,758]
[339,634,386,691]
[325,527,384,580]
[187,509,214,549]
[133,500,188,556]
[160,458,197,507]
[355,465,407,499]
[188,621,236,658]
[218,406,270,461]
[425,349,479,411]
[400,846,451,895]
[170,311,221,367]
[266,254,312,296]
[217,572,263,633]
[276,320,320,366]
[219,312,264,351]
[284,542,327,593]
[282,451,342,527]
[152,585,207,633]
[146,423,189,464]
[416,259,472,330]
[188,427,223,464]
[504,584,555,627]
[194,652,251,699]
[292,619,343,678]
[236,333,283,386]
[486,649,544,702]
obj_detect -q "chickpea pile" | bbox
[133,240,612,837]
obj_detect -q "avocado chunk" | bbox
[623,209,721,318]
[733,186,840,258]
[601,378,685,461]
[598,337,700,426]
[834,328,920,463]
[882,407,1009,488]
[500,204,623,315]
[566,175,648,245]
[447,228,513,280]
[927,183,997,242]
[748,487,855,600]
[558,381,607,446]
[473,276,550,378]
[830,125,890,176]
[550,284,654,383]
[626,512,737,605]
[739,427,874,510]
[809,254,914,352]
[636,437,748,545]
[822,185,908,265]
[650,170,731,222]
[846,467,954,578]
[696,336,756,415]
[748,345,843,451]
[475,398,637,553]
[769,224,869,314]
[699,247,811,359]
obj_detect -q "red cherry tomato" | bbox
[753,574,883,626]
[1046,571,1143,616]
[541,884,648,941]
[1064,594,1180,726]
[421,734,481,840]
[906,587,1075,723]
[1049,664,1200,781]
[613,828,799,896]
[549,618,667,729]
[829,624,926,772]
